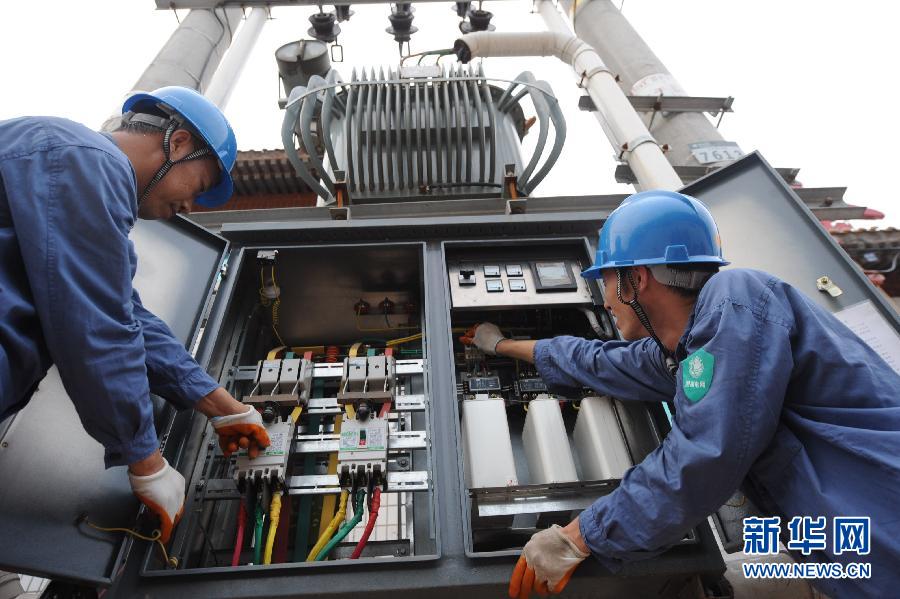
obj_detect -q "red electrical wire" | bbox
[231,499,247,567]
[350,487,382,559]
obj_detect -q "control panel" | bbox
[448,259,593,309]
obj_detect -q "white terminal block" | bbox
[573,396,633,480]
[522,396,578,484]
[234,417,293,483]
[256,360,282,394]
[276,358,301,393]
[346,357,368,392]
[338,417,389,481]
[366,355,387,390]
[461,396,518,488]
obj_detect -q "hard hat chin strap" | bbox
[123,111,213,205]
[616,268,678,377]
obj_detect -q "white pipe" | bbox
[455,2,682,191]
[205,7,268,110]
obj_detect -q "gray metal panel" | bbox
[682,152,900,326]
[0,217,226,586]
[448,260,592,309]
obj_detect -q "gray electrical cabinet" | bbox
[1,153,895,598]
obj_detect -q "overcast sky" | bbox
[2,1,898,226]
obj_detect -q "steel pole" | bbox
[558,0,730,168]
[101,7,242,130]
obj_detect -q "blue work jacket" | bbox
[0,117,219,468]
[535,268,900,598]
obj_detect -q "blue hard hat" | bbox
[123,86,237,208]
[582,190,729,279]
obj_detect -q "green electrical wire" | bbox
[253,498,265,565]
[314,489,367,561]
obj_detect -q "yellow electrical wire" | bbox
[306,489,349,561]
[317,415,343,538]
[385,333,424,347]
[289,405,303,424]
[344,404,356,420]
[266,346,287,360]
[82,518,178,567]
[348,342,363,358]
[262,489,282,565]
[260,266,288,347]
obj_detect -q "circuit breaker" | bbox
[233,417,294,484]
[338,416,389,486]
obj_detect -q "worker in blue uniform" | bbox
[464,190,900,599]
[0,87,270,543]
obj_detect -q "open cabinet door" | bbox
[0,216,227,586]
[682,152,900,552]
[684,152,899,327]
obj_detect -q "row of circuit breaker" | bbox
[235,355,399,489]
[462,395,633,488]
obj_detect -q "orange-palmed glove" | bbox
[211,405,271,458]
[508,525,589,599]
[128,458,185,544]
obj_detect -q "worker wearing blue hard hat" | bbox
[0,86,269,544]
[463,190,900,598]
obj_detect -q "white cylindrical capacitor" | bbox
[461,397,519,488]
[573,396,633,480]
[522,397,578,484]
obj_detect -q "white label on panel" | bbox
[688,141,745,164]
[834,300,900,374]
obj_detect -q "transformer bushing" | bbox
[308,11,340,43]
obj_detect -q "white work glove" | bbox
[460,322,507,355]
[128,458,185,544]
[211,405,271,458]
[508,524,589,598]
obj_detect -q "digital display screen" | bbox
[468,376,502,392]
[518,378,547,393]
[534,261,573,287]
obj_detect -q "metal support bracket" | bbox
[333,169,350,208]
[617,134,660,161]
[330,206,350,220]
[288,470,429,495]
[506,199,527,215]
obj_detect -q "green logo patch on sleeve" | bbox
[681,348,715,403]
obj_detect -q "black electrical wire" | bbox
[616,268,678,377]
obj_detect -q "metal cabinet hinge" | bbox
[816,275,843,297]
